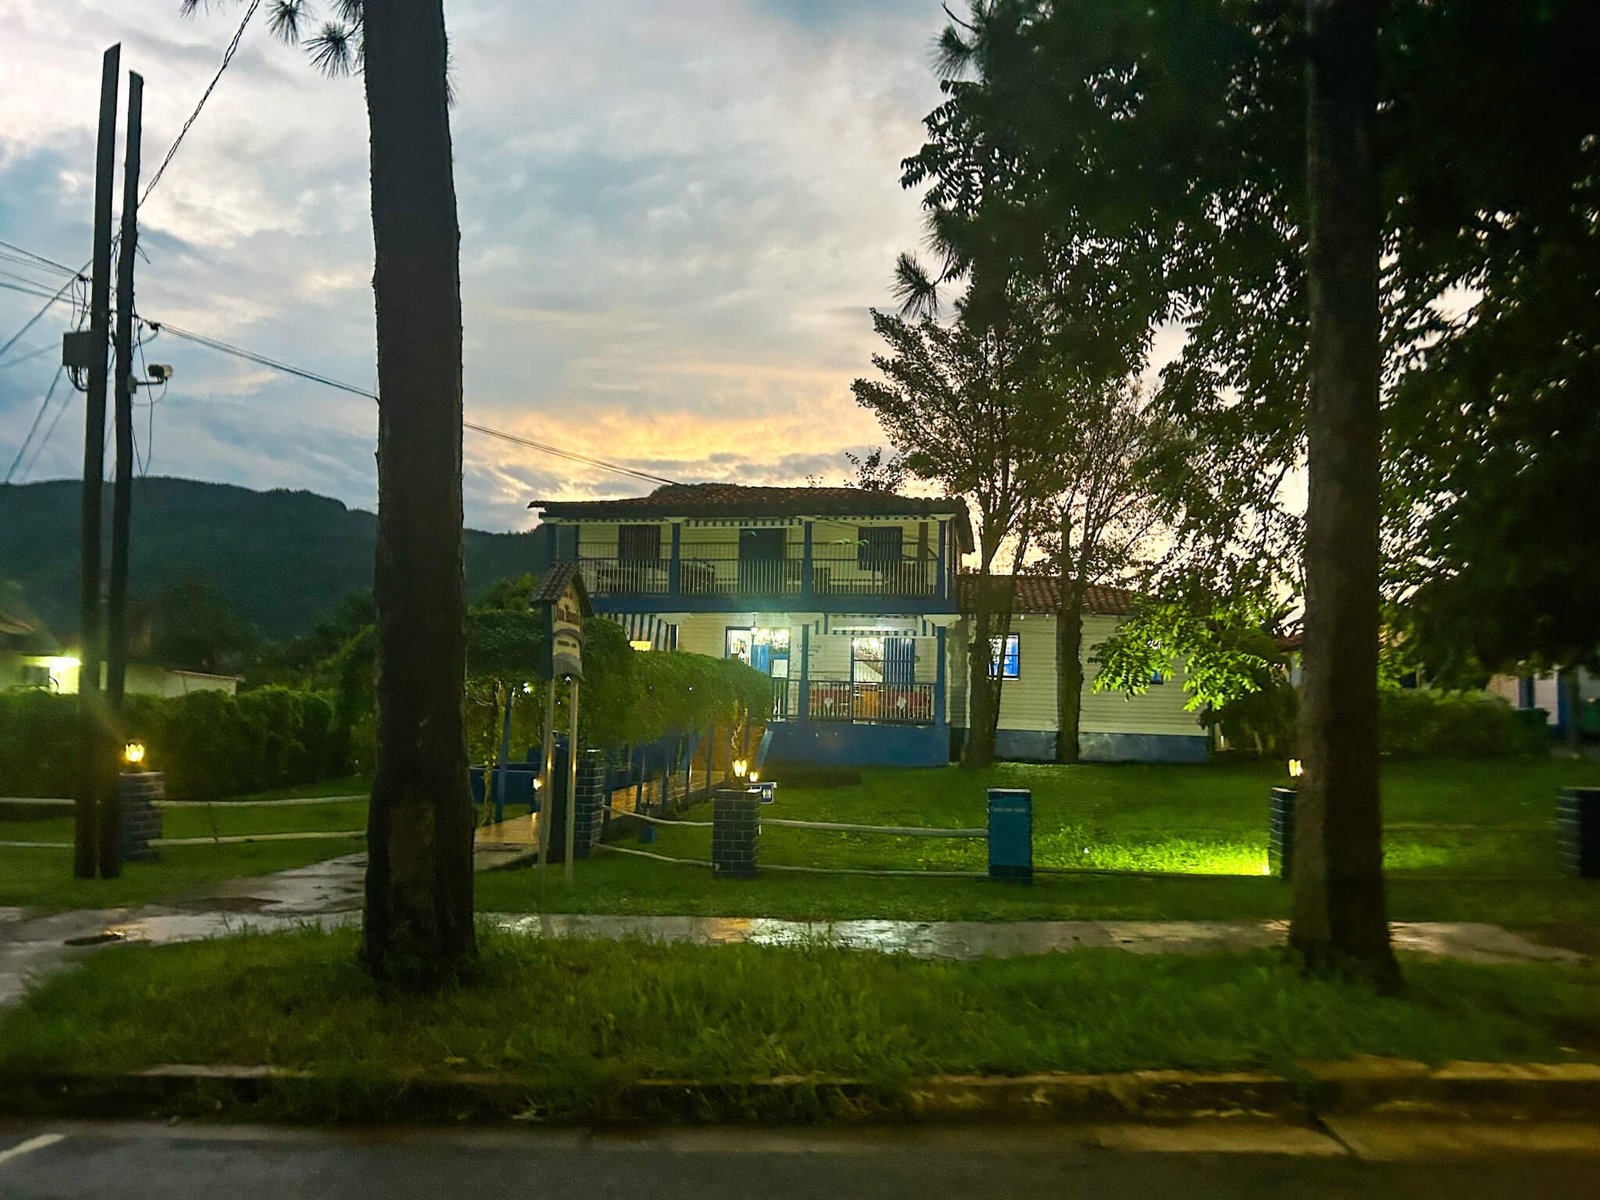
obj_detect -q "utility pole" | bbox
[75,44,119,881]
[103,69,143,879]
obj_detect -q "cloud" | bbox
[0,0,950,532]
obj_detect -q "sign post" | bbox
[531,563,592,904]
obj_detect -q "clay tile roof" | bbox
[530,483,974,551]
[956,575,1142,616]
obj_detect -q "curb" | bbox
[3,1059,1600,1126]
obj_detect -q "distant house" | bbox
[1487,668,1599,738]
[531,483,972,766]
[0,647,240,698]
[951,576,1208,764]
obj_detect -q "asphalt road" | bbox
[1,1118,1597,1199]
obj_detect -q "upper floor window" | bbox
[989,633,1020,680]
[857,525,902,570]
[618,524,661,562]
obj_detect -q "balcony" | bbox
[574,542,945,608]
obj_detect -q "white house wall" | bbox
[954,612,1207,762]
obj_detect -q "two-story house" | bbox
[530,483,973,766]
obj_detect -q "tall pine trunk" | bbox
[361,0,477,980]
[1289,0,1398,987]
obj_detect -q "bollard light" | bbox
[123,741,146,767]
[748,770,760,784]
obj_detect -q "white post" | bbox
[564,676,580,886]
[538,677,556,904]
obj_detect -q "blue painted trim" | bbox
[801,522,814,604]
[934,625,948,727]
[765,721,947,767]
[936,521,948,602]
[668,523,682,595]
[798,624,810,721]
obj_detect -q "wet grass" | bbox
[0,782,369,910]
[475,757,1600,925]
[1,926,1595,1122]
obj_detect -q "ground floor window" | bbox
[989,633,1020,680]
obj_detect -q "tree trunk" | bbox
[360,0,477,981]
[1056,586,1085,764]
[962,592,996,767]
[1289,0,1398,988]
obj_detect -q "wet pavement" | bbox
[0,852,1591,1008]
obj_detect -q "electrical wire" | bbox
[1,237,681,487]
[145,319,681,485]
[141,0,263,205]
[0,240,78,276]
[4,365,65,484]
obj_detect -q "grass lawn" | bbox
[1,927,1595,1120]
[474,757,1600,926]
[0,778,369,910]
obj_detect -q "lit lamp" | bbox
[122,741,146,768]
[732,758,748,780]
[1287,759,1303,780]
[748,770,760,784]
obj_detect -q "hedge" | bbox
[1377,688,1550,758]
[0,687,346,802]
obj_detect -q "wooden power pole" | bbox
[75,44,120,880]
[103,69,143,879]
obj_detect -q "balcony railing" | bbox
[792,680,937,726]
[577,557,672,597]
[575,546,941,601]
[811,547,937,598]
[677,543,805,597]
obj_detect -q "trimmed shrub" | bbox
[1378,688,1549,758]
[0,686,350,801]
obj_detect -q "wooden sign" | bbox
[532,561,593,681]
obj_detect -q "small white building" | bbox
[0,651,239,698]
[951,576,1208,763]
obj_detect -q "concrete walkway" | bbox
[0,853,1591,1008]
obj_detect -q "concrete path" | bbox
[0,852,1591,1009]
[1,1117,1598,1199]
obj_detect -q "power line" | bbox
[5,364,65,484]
[142,0,262,205]
[0,240,79,277]
[143,319,681,486]
[1,232,682,486]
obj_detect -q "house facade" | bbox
[530,483,973,766]
[951,577,1209,764]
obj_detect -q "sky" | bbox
[0,0,959,531]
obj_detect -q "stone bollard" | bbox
[1557,787,1600,879]
[1269,786,1296,879]
[712,788,760,880]
[572,749,607,859]
[119,771,164,864]
[987,788,1032,882]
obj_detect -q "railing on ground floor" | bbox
[779,679,937,725]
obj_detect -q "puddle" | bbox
[63,931,126,947]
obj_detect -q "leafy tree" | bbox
[1026,380,1171,762]
[843,447,907,493]
[188,0,475,979]
[851,308,1052,766]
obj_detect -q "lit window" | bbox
[989,633,1020,680]
[852,636,885,684]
